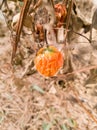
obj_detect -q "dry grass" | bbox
[0,0,97,130]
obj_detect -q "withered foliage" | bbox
[0,0,97,130]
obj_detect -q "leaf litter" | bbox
[0,0,97,130]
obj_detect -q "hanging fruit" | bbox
[34,46,64,77]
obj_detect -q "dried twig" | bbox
[29,0,42,13]
[72,30,91,43]
[54,26,91,43]
[0,0,5,9]
[45,29,49,47]
[64,0,73,42]
[50,0,54,9]
[52,65,97,81]
[68,83,97,124]
[11,0,32,64]
[0,0,9,9]
[90,24,92,43]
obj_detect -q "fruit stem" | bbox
[45,29,49,48]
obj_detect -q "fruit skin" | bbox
[34,46,63,77]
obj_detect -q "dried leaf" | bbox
[49,86,57,94]
[12,77,24,89]
[35,23,44,41]
[12,13,33,30]
[55,3,67,24]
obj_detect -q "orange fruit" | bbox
[34,46,64,77]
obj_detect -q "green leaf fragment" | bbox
[19,2,24,7]
[61,124,69,130]
[42,122,52,130]
[0,113,5,124]
[31,85,45,94]
[68,118,77,128]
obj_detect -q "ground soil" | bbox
[0,0,97,130]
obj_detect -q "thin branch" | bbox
[50,0,54,9]
[90,25,92,43]
[64,0,73,42]
[0,0,9,10]
[1,11,12,31]
[54,26,91,43]
[29,0,42,13]
[72,30,91,43]
[0,0,5,9]
[69,83,97,124]
[11,0,32,64]
[52,65,97,80]
[63,0,68,5]
[45,29,49,48]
